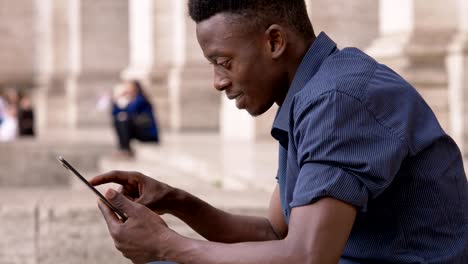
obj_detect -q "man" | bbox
[91,0,468,263]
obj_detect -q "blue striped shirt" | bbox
[272,32,468,263]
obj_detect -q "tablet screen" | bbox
[57,156,128,221]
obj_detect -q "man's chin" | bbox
[247,110,259,117]
[245,105,269,117]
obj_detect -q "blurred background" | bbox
[1,0,467,263]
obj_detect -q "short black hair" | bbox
[188,0,314,38]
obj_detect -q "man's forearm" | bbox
[164,233,305,264]
[169,189,278,243]
[160,198,355,264]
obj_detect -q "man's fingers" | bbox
[97,199,120,229]
[89,170,133,186]
[106,189,137,217]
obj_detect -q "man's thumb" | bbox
[105,189,135,216]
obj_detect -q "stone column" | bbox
[367,0,458,132]
[168,0,219,132]
[33,0,51,136]
[220,98,278,142]
[447,0,468,156]
[124,0,219,132]
[122,0,171,130]
[0,0,35,87]
[67,0,129,128]
[35,0,71,134]
[307,0,379,50]
[221,99,255,141]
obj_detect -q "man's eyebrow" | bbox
[205,49,227,61]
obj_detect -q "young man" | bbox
[91,1,468,263]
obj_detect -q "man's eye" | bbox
[216,59,231,68]
[222,60,231,67]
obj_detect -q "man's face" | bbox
[196,14,284,116]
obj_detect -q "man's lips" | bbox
[227,93,243,100]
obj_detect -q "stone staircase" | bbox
[128,132,279,192]
[0,132,276,264]
[1,162,271,264]
[0,128,115,187]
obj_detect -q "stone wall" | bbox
[67,0,129,128]
[2,0,467,144]
[307,0,379,50]
[0,0,35,86]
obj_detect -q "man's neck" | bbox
[276,35,316,106]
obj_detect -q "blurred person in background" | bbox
[0,101,18,142]
[4,87,20,108]
[111,80,160,159]
[0,88,20,141]
[18,93,35,137]
[0,93,5,126]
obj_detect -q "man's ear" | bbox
[265,24,287,60]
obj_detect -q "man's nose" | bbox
[214,74,231,91]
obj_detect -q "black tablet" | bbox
[57,156,128,221]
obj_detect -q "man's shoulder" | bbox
[304,48,379,94]
[294,48,379,107]
[293,47,446,155]
[324,47,378,75]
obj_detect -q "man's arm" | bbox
[90,171,284,243]
[166,197,356,264]
[171,184,287,242]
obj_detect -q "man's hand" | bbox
[90,171,179,215]
[90,170,280,244]
[98,189,175,264]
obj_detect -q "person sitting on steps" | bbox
[112,80,160,159]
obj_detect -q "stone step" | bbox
[0,137,113,187]
[130,133,278,192]
[96,157,220,193]
[0,187,269,264]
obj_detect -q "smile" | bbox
[228,93,243,100]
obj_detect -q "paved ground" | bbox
[1,132,276,263]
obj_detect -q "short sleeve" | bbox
[290,91,408,211]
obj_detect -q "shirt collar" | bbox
[271,32,338,146]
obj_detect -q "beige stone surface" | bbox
[0,170,269,263]
[170,66,220,131]
[36,0,71,131]
[307,0,379,50]
[37,191,131,264]
[0,137,113,187]
[0,137,272,262]
[0,0,35,85]
[130,133,277,192]
[67,0,129,128]
[255,106,278,141]
[0,200,36,264]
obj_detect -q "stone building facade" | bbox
[1,0,468,155]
